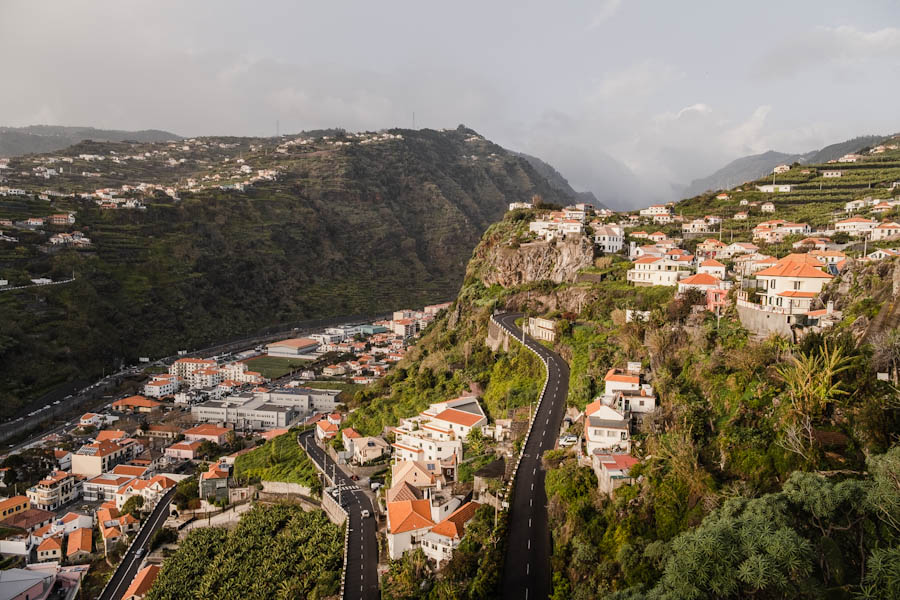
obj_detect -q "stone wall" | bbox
[260,481,313,496]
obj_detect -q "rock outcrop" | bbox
[477,237,594,288]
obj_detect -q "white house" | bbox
[834,217,877,237]
[584,402,630,454]
[761,202,775,213]
[752,254,834,315]
[626,257,691,287]
[773,164,790,174]
[639,204,671,217]
[871,222,900,241]
[594,226,624,253]
[698,259,727,279]
[822,170,843,178]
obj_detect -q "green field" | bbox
[242,355,311,379]
[233,430,321,493]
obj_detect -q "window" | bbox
[793,281,801,290]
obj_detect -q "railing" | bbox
[736,297,791,315]
[489,314,551,506]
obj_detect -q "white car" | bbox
[361,510,371,518]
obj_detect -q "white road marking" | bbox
[529,518,532,527]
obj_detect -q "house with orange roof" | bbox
[341,427,362,454]
[626,256,692,287]
[168,357,217,378]
[112,395,162,414]
[698,258,726,279]
[183,424,231,445]
[79,413,102,428]
[386,499,435,559]
[420,501,481,566]
[122,564,161,600]
[751,254,833,315]
[26,470,81,511]
[97,505,140,553]
[199,462,231,502]
[165,440,203,460]
[592,453,640,496]
[871,221,900,241]
[0,496,29,520]
[66,527,93,562]
[677,272,722,295]
[83,474,135,502]
[315,418,339,442]
[96,429,128,442]
[72,440,131,477]
[835,216,877,237]
[36,534,63,562]
[584,401,630,454]
[115,474,177,510]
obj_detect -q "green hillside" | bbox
[349,208,900,599]
[0,126,570,415]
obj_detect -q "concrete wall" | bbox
[260,481,313,496]
[321,490,347,525]
[485,319,510,353]
[736,304,794,339]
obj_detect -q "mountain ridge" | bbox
[681,133,890,197]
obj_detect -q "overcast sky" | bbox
[2,1,898,207]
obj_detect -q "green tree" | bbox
[121,495,144,518]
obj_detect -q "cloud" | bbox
[590,60,682,101]
[753,25,900,79]
[587,0,623,30]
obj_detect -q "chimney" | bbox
[827,301,834,314]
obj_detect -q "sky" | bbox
[2,1,899,208]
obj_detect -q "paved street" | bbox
[298,429,379,600]
[496,312,570,600]
[98,487,176,600]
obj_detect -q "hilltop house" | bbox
[584,402,630,454]
[871,221,900,241]
[592,453,639,496]
[698,258,726,279]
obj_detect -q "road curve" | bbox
[298,429,379,600]
[495,312,570,600]
[98,487,176,600]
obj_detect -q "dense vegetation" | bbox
[0,126,573,415]
[233,430,320,494]
[146,503,342,600]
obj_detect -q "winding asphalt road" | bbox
[298,429,379,600]
[495,312,570,600]
[98,487,176,600]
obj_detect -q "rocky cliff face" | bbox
[477,237,594,288]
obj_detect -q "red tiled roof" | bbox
[432,408,484,427]
[430,501,480,539]
[388,499,434,534]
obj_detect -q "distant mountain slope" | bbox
[511,152,606,209]
[0,125,181,157]
[682,134,888,197]
[0,126,571,415]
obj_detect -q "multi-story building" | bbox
[71,441,131,478]
[168,357,217,378]
[27,471,81,511]
[626,257,692,287]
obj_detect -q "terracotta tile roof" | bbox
[430,501,480,540]
[38,535,62,552]
[634,256,661,264]
[432,408,484,428]
[66,527,92,556]
[111,464,148,477]
[604,368,639,384]
[387,499,434,534]
[777,291,817,298]
[184,424,231,437]
[700,258,725,267]
[678,273,720,286]
[112,395,161,409]
[756,259,833,279]
[341,427,361,439]
[122,565,161,599]
[96,430,127,442]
